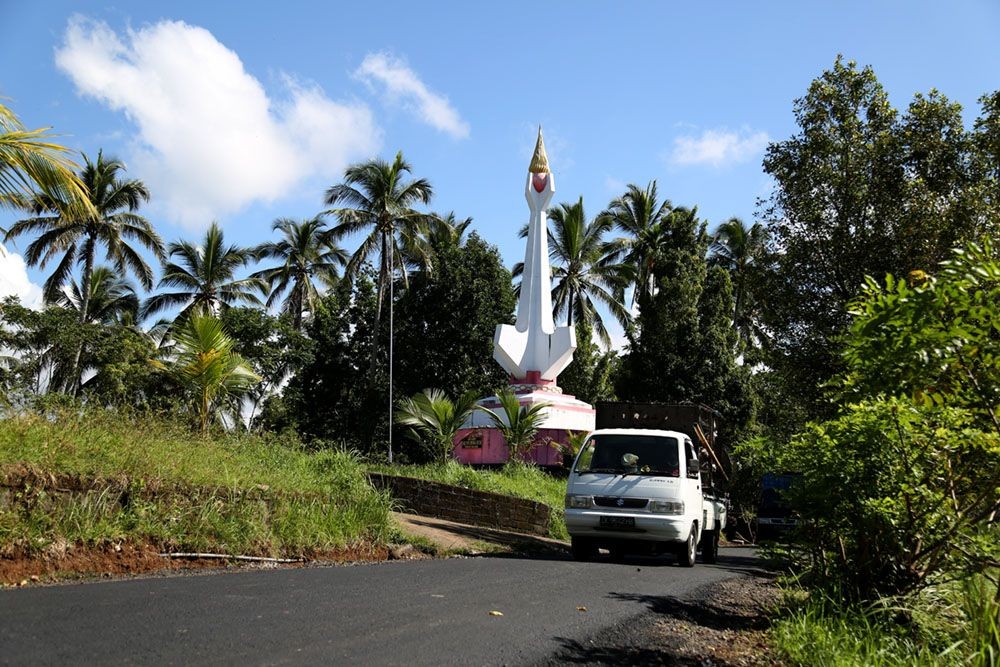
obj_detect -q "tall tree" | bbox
[709,217,769,358]
[601,181,674,307]
[252,216,347,330]
[0,101,92,216]
[394,233,516,401]
[142,222,263,319]
[323,151,434,462]
[6,151,163,393]
[514,197,630,348]
[323,151,433,322]
[57,266,139,325]
[759,57,998,423]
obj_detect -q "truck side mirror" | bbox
[687,458,700,479]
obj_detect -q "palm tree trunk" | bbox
[568,284,576,326]
[66,236,95,395]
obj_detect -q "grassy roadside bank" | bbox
[367,462,569,540]
[0,411,394,570]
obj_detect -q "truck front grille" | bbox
[594,496,649,509]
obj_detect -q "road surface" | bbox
[1,548,759,665]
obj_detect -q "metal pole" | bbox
[388,235,394,464]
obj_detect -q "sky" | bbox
[2,1,999,346]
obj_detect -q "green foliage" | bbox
[268,273,389,452]
[0,410,393,556]
[221,307,308,430]
[841,240,1000,432]
[252,216,348,330]
[393,233,515,402]
[476,388,550,461]
[760,57,1000,427]
[152,314,260,435]
[617,206,756,441]
[142,222,264,319]
[557,321,618,404]
[779,399,999,598]
[395,388,480,463]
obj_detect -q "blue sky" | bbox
[2,1,999,345]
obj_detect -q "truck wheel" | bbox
[675,525,697,567]
[701,528,720,564]
[571,537,597,562]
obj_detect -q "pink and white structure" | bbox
[454,128,596,465]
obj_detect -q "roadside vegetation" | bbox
[0,410,393,558]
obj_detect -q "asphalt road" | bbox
[0,548,759,666]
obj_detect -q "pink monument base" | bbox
[452,376,596,467]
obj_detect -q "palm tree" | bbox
[6,150,162,313]
[395,388,480,464]
[252,216,348,329]
[401,212,473,277]
[0,102,92,216]
[514,197,630,348]
[142,222,264,319]
[477,388,550,463]
[57,266,139,325]
[151,313,260,435]
[709,217,770,354]
[323,151,434,463]
[601,181,674,307]
[6,150,163,393]
[323,151,434,322]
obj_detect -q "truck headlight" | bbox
[565,494,592,509]
[649,500,685,515]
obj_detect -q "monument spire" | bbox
[493,129,576,383]
[529,126,550,174]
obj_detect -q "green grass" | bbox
[771,577,1000,667]
[369,461,569,540]
[0,411,393,557]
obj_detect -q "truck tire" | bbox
[675,524,697,567]
[571,537,597,562]
[701,528,720,564]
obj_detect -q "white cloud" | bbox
[355,53,469,139]
[670,127,769,168]
[56,16,381,228]
[0,244,43,309]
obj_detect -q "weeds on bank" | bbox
[0,411,393,556]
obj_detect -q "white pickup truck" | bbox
[564,426,727,566]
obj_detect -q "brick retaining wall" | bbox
[366,473,551,536]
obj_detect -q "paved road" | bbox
[0,548,759,666]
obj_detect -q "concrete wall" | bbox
[367,473,551,536]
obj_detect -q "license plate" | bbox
[599,516,635,529]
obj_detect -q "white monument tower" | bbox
[454,128,596,466]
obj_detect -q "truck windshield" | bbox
[574,434,680,476]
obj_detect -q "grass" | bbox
[0,410,394,557]
[368,461,569,540]
[771,575,1000,667]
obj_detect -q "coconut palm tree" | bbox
[6,150,163,393]
[151,313,260,435]
[709,216,770,353]
[600,181,674,307]
[0,101,92,216]
[323,151,434,322]
[400,212,473,277]
[252,216,348,330]
[395,388,480,464]
[477,388,550,463]
[142,222,264,320]
[6,150,162,313]
[513,197,630,348]
[323,151,434,463]
[57,266,139,325]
